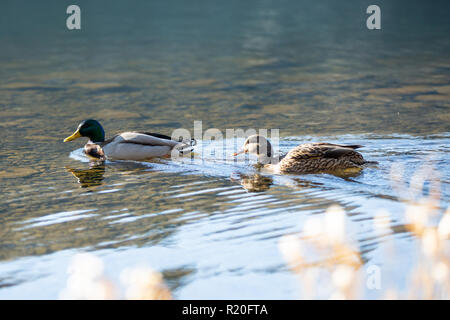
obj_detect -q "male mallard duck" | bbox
[64,119,195,161]
[233,135,372,174]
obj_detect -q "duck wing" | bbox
[315,143,363,159]
[139,132,173,141]
[101,132,195,160]
[118,132,182,147]
[287,142,363,160]
[139,132,197,153]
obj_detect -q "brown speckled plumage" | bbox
[276,142,366,174]
[234,135,370,174]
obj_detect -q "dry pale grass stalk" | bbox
[279,205,363,299]
[59,253,172,300]
[280,160,449,300]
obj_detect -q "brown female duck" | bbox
[233,135,371,174]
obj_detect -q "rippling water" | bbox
[0,0,449,299]
[1,134,448,298]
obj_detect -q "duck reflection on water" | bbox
[231,173,273,192]
[66,163,106,188]
[231,165,367,193]
[65,161,157,188]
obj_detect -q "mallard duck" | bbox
[233,135,372,174]
[64,119,195,161]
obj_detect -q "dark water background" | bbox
[0,0,449,298]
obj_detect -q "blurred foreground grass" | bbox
[58,161,448,300]
[279,160,449,299]
[59,253,171,300]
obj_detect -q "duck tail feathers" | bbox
[175,138,197,155]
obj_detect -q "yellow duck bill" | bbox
[64,130,82,142]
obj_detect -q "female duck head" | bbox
[64,119,105,143]
[233,135,274,164]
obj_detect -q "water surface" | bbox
[0,0,449,299]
